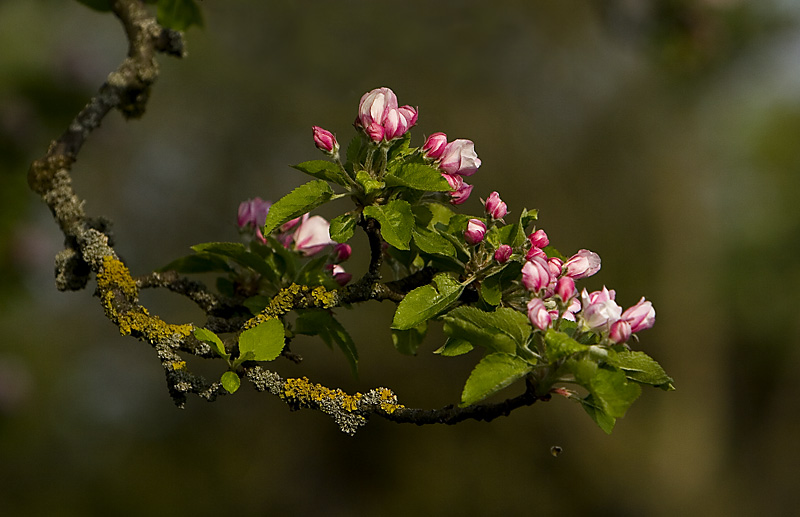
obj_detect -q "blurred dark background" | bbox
[2,0,799,514]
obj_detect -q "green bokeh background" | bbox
[2,1,799,514]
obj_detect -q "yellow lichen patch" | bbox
[310,286,337,309]
[282,376,363,412]
[171,361,187,371]
[377,387,404,414]
[244,284,338,329]
[117,307,193,342]
[97,255,138,301]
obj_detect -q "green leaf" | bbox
[391,323,427,356]
[238,318,285,362]
[386,131,413,162]
[221,371,240,394]
[571,359,642,433]
[157,0,204,31]
[460,353,533,406]
[442,306,531,354]
[193,327,227,359]
[330,212,358,243]
[292,160,350,187]
[263,180,334,235]
[190,242,274,280]
[364,200,414,250]
[384,163,452,192]
[411,225,456,257]
[433,338,474,357]
[544,328,589,361]
[75,0,113,11]
[480,262,522,306]
[294,310,358,377]
[424,203,455,228]
[355,170,385,195]
[392,273,464,330]
[581,395,616,434]
[158,252,232,274]
[607,350,675,390]
[588,367,641,418]
[346,134,366,167]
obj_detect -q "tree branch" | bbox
[27,1,549,433]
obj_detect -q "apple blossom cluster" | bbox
[313,87,482,205]
[168,85,671,432]
[463,191,656,346]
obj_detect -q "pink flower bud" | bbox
[526,246,547,261]
[581,286,616,306]
[441,173,462,191]
[358,87,398,129]
[237,197,271,229]
[555,276,576,302]
[389,105,418,138]
[357,88,416,142]
[484,191,508,220]
[422,132,448,160]
[522,256,551,293]
[332,243,352,262]
[609,319,632,344]
[621,297,656,332]
[564,249,601,279]
[464,219,487,245]
[581,287,622,331]
[527,298,552,330]
[365,121,385,143]
[312,126,338,155]
[383,107,414,140]
[548,257,563,277]
[450,182,473,205]
[528,229,549,249]
[439,139,481,176]
[494,244,513,263]
[292,214,333,256]
[329,264,352,286]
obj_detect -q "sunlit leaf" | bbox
[384,163,452,191]
[544,328,589,361]
[392,273,464,330]
[433,338,474,357]
[238,318,285,362]
[292,160,350,187]
[263,180,334,235]
[364,199,413,250]
[607,350,675,390]
[442,306,531,354]
[330,212,358,243]
[193,327,227,359]
[460,353,533,406]
[221,371,240,394]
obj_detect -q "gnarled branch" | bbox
[28,0,543,434]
